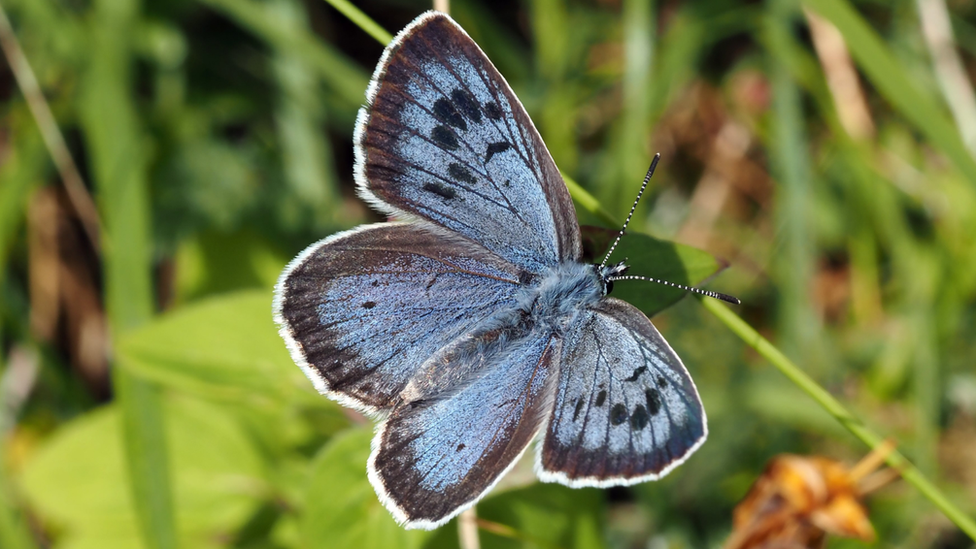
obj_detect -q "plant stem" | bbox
[702,298,976,540]
[321,0,392,44]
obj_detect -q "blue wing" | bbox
[355,12,581,274]
[273,222,523,414]
[537,298,706,486]
[368,324,560,529]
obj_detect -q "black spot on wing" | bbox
[610,403,628,426]
[431,125,459,151]
[485,141,511,163]
[595,390,607,407]
[362,301,376,309]
[448,162,477,185]
[423,182,457,199]
[451,89,481,123]
[484,101,502,120]
[624,366,648,382]
[630,405,649,430]
[433,98,467,131]
[456,443,465,452]
[657,376,667,388]
[645,388,662,415]
[572,398,583,422]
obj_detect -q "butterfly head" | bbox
[598,261,630,296]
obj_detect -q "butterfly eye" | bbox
[605,280,614,295]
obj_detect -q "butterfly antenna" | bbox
[608,275,741,305]
[599,153,660,270]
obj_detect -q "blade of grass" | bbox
[562,171,618,227]
[916,0,976,153]
[803,0,976,185]
[765,1,821,370]
[201,0,369,108]
[597,0,655,218]
[0,114,44,289]
[320,0,391,44]
[270,0,342,229]
[79,0,176,547]
[0,1,101,251]
[702,298,976,541]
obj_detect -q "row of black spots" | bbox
[645,388,662,415]
[433,96,468,131]
[623,366,647,382]
[451,89,481,124]
[484,101,502,120]
[448,162,477,185]
[572,398,584,421]
[609,402,652,431]
[431,126,459,151]
[432,89,493,132]
[423,182,458,200]
[485,141,511,163]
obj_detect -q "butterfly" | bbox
[274,11,720,530]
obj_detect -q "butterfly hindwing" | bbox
[356,12,581,273]
[369,324,560,528]
[273,222,523,413]
[538,297,707,485]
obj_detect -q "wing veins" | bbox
[395,40,533,217]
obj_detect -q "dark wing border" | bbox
[534,297,707,488]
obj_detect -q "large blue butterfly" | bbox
[274,11,706,529]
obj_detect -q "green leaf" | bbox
[19,397,265,549]
[0,109,45,288]
[80,0,174,544]
[115,291,312,405]
[582,226,730,317]
[301,428,431,549]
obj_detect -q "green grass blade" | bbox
[765,2,820,367]
[271,0,342,229]
[202,0,369,107]
[562,171,617,227]
[702,299,976,541]
[321,0,391,44]
[803,0,976,184]
[79,0,176,547]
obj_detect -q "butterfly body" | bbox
[274,11,707,529]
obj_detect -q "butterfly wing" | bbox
[273,222,524,414]
[356,12,581,273]
[369,324,560,529]
[537,298,707,485]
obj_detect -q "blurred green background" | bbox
[1,0,976,547]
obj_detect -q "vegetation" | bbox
[1,0,975,547]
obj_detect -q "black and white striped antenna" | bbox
[600,154,740,306]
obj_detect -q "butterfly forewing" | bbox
[538,298,707,485]
[356,13,581,273]
[274,223,522,413]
